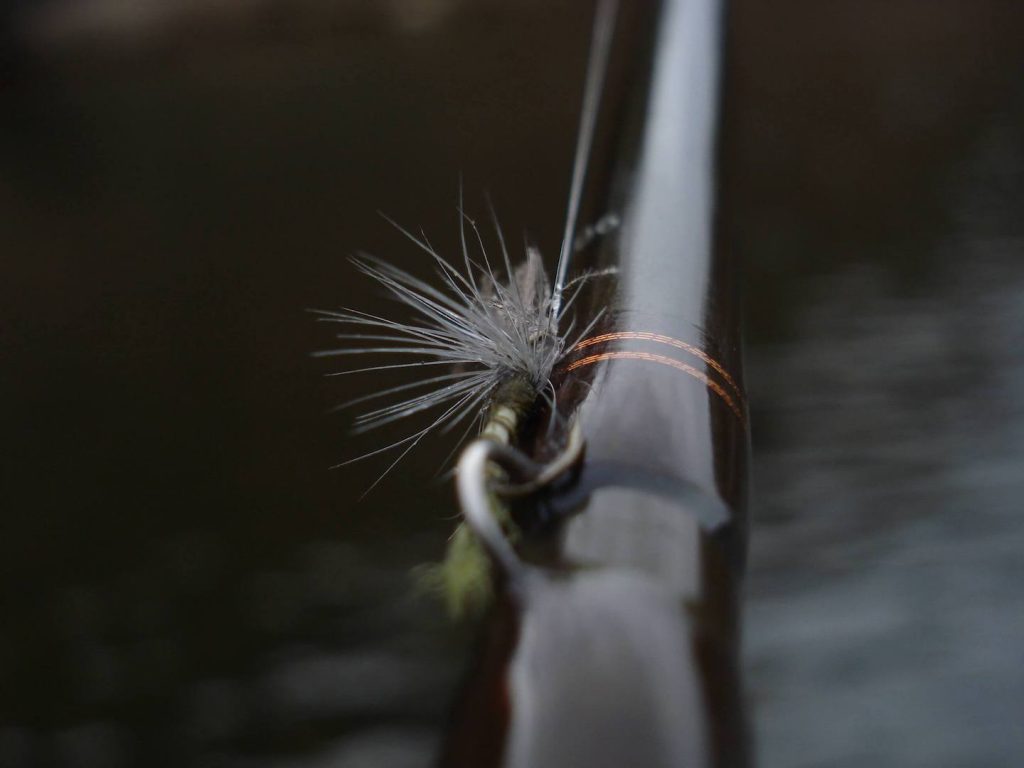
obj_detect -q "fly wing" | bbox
[517,246,552,316]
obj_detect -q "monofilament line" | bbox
[551,0,618,321]
[317,3,619,494]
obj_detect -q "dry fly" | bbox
[314,0,617,491]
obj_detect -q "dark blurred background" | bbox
[2,1,1023,766]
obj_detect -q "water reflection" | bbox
[745,120,1024,766]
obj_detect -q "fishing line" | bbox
[565,349,746,424]
[551,0,619,321]
[572,330,747,409]
[318,1,622,498]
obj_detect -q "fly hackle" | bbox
[314,201,586,490]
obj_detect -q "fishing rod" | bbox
[434,0,749,766]
[317,0,748,763]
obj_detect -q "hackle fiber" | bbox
[313,209,599,487]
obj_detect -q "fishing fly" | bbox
[316,0,618,494]
[313,209,599,492]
